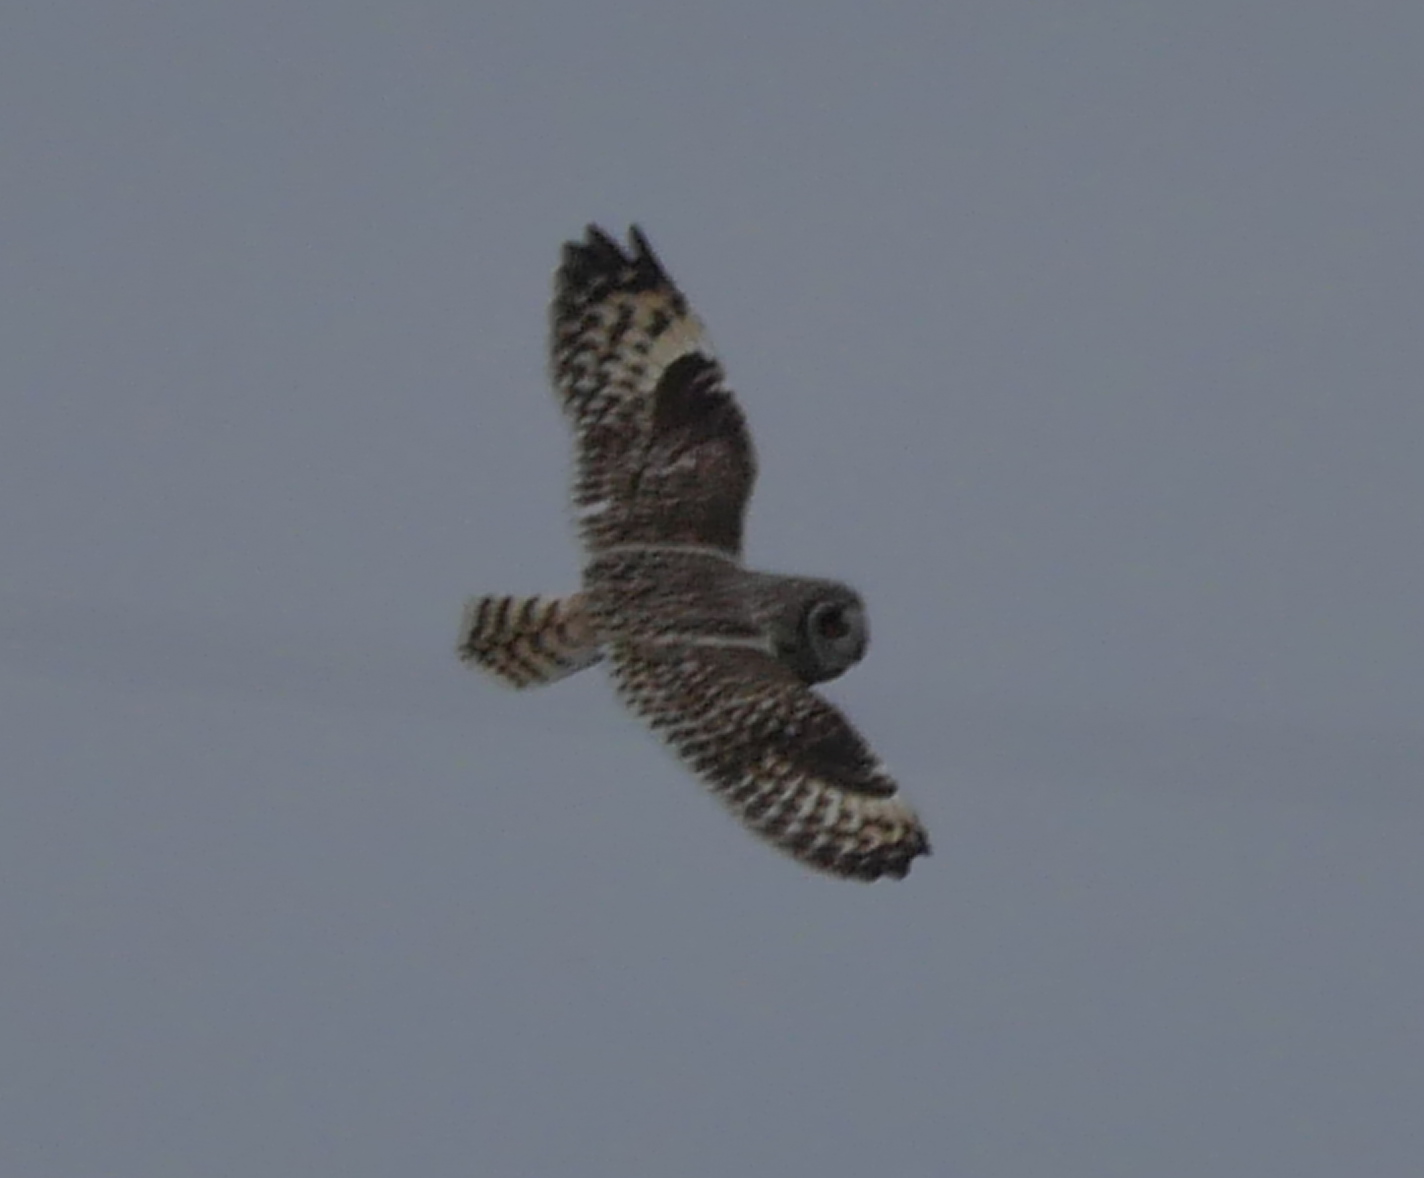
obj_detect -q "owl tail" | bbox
[457,592,603,689]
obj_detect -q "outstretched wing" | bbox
[549,225,756,557]
[608,641,930,881]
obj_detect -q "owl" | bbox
[458,226,929,881]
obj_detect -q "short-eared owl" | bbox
[458,226,929,881]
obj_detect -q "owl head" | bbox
[743,574,869,685]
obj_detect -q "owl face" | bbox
[742,576,868,685]
[794,592,869,683]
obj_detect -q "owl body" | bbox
[458,226,929,881]
[584,549,765,645]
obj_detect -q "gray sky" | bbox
[3,2,1422,1174]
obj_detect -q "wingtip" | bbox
[626,223,653,259]
[581,222,623,253]
[558,225,663,282]
[562,224,625,276]
[557,222,672,295]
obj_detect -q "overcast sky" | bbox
[3,3,1422,1175]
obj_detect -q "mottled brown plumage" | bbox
[458,225,929,880]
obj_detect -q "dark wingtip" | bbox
[624,223,672,287]
[859,829,933,882]
[582,223,624,255]
[558,222,671,296]
[802,830,931,882]
[628,224,674,283]
[560,224,626,282]
[627,223,654,259]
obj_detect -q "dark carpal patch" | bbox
[789,721,894,796]
[651,354,739,437]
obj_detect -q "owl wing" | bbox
[609,640,930,881]
[550,226,756,558]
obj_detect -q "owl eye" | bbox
[815,606,851,641]
[794,597,866,684]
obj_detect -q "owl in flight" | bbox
[458,226,929,881]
